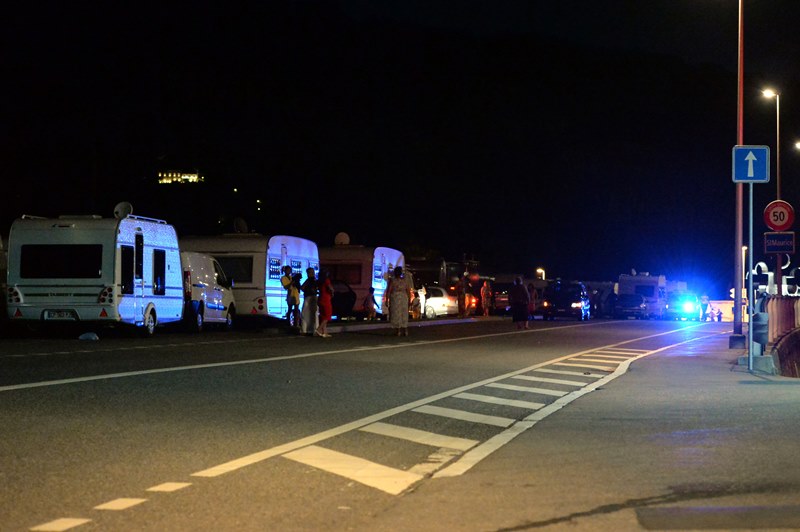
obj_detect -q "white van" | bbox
[318,233,405,317]
[180,233,319,322]
[5,210,183,335]
[180,251,236,332]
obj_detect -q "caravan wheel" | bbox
[142,310,156,337]
[223,306,235,331]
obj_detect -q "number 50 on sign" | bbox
[764,200,795,232]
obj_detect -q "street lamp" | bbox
[763,88,783,292]
[536,268,545,280]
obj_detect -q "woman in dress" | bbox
[316,270,334,338]
[388,265,412,336]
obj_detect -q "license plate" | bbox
[45,310,76,320]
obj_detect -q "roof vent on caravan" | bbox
[334,232,351,245]
[113,201,134,219]
[233,217,249,233]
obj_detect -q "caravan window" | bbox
[121,245,134,294]
[135,234,144,280]
[152,249,166,295]
[215,256,253,284]
[20,244,103,279]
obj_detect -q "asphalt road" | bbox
[2,317,799,531]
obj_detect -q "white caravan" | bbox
[180,233,319,321]
[319,233,405,316]
[5,209,183,335]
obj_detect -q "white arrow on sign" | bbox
[745,151,757,177]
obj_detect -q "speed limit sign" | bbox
[764,200,795,231]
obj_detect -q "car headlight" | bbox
[571,302,582,308]
[682,302,695,312]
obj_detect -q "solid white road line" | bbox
[360,422,478,451]
[413,405,515,427]
[283,445,423,495]
[453,392,545,410]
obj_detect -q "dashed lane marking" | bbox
[147,482,192,492]
[29,518,91,531]
[283,445,424,495]
[93,498,147,511]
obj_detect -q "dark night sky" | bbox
[4,1,800,298]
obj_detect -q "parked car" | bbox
[491,282,514,315]
[664,291,700,320]
[423,285,458,318]
[612,293,648,320]
[331,279,357,319]
[181,251,237,332]
[537,281,591,321]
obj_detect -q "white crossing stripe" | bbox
[574,357,623,364]
[486,382,567,397]
[360,422,478,451]
[554,362,615,371]
[454,392,545,410]
[94,498,147,511]
[581,354,632,360]
[413,405,515,427]
[534,368,605,378]
[30,518,92,531]
[595,348,648,354]
[408,448,462,476]
[283,445,423,495]
[512,375,586,386]
[147,482,192,492]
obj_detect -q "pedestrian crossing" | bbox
[281,346,651,495]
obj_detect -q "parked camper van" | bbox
[319,233,405,318]
[181,251,236,332]
[180,233,319,322]
[5,207,183,335]
[617,273,667,319]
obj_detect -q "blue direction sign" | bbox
[764,232,795,254]
[732,145,770,183]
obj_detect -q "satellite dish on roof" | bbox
[233,217,249,233]
[113,201,133,219]
[334,232,350,245]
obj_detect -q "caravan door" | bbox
[119,233,145,323]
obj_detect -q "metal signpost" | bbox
[732,145,770,371]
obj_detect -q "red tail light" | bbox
[97,286,114,304]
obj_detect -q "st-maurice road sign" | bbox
[764,232,795,254]
[732,145,770,183]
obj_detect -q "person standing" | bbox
[527,282,538,320]
[388,265,412,336]
[480,280,492,317]
[316,270,334,337]
[280,266,300,329]
[300,267,319,336]
[457,274,468,318]
[509,276,531,330]
[363,287,378,321]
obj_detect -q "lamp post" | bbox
[732,0,745,343]
[763,88,782,292]
[536,268,545,281]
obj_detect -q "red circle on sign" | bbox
[764,200,795,231]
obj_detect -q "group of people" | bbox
[280,265,334,338]
[281,264,415,338]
